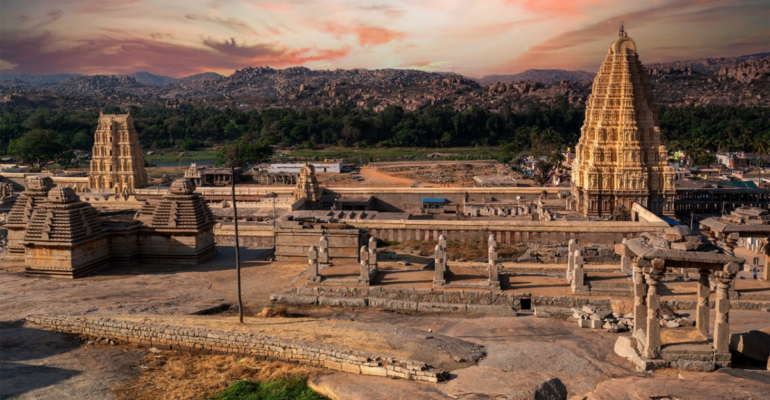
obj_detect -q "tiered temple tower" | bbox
[89,112,148,193]
[571,25,676,217]
[294,164,322,204]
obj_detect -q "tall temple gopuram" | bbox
[89,113,148,193]
[571,25,676,217]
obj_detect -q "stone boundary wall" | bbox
[296,286,528,307]
[272,288,769,315]
[25,315,447,383]
[271,293,518,316]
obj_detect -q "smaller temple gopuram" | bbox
[570,24,677,217]
[294,163,322,204]
[89,112,148,194]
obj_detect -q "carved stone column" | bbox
[713,262,739,354]
[644,258,665,359]
[319,235,330,266]
[761,238,770,281]
[567,238,577,279]
[307,246,320,283]
[632,258,648,334]
[433,244,446,286]
[488,244,500,289]
[571,250,586,293]
[358,245,370,284]
[696,269,711,336]
[620,238,631,275]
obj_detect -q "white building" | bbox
[268,160,344,174]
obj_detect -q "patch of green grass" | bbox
[211,377,327,400]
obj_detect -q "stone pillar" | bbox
[713,262,739,354]
[307,246,320,283]
[488,234,497,250]
[620,239,631,275]
[438,234,447,252]
[488,244,500,289]
[433,244,446,286]
[567,239,577,279]
[632,258,648,335]
[696,269,711,335]
[643,258,665,360]
[571,250,586,293]
[319,235,330,266]
[368,236,378,270]
[358,246,370,285]
[760,238,770,282]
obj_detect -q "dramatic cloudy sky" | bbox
[1,0,768,77]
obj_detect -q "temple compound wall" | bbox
[3,177,216,278]
[275,222,366,261]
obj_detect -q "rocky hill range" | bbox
[1,53,767,110]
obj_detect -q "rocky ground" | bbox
[1,246,768,399]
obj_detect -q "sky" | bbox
[0,0,768,78]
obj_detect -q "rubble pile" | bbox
[574,304,695,333]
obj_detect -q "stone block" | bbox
[360,365,388,377]
[368,298,418,311]
[273,294,318,305]
[589,319,602,329]
[317,296,367,308]
[465,304,517,316]
[417,302,467,313]
[534,306,573,320]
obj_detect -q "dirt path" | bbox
[359,167,416,186]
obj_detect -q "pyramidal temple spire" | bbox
[619,21,626,37]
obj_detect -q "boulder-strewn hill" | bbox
[128,71,178,86]
[179,72,224,83]
[478,69,595,86]
[1,54,768,110]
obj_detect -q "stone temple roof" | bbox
[621,226,742,266]
[7,176,54,226]
[23,187,103,244]
[136,179,215,230]
[699,207,770,235]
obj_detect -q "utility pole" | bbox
[231,165,244,323]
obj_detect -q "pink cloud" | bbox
[320,23,406,47]
[0,31,351,77]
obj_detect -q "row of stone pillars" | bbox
[307,236,378,285]
[632,258,738,359]
[433,234,500,289]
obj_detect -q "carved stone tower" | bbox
[293,163,322,204]
[571,26,676,217]
[89,112,148,193]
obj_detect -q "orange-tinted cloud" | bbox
[321,23,406,47]
[0,30,350,77]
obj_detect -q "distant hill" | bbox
[0,73,83,84]
[128,71,178,86]
[179,72,224,82]
[1,53,767,110]
[478,69,595,86]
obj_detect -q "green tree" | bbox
[8,129,67,171]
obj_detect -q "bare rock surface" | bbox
[0,321,142,400]
[583,369,770,400]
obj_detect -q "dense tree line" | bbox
[1,101,768,165]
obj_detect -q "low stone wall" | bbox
[25,315,446,383]
[296,286,528,307]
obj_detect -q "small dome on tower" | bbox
[170,178,195,195]
[48,187,78,204]
[26,176,54,191]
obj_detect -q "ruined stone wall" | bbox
[275,228,363,260]
[25,315,446,382]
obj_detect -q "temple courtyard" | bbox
[1,246,768,400]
